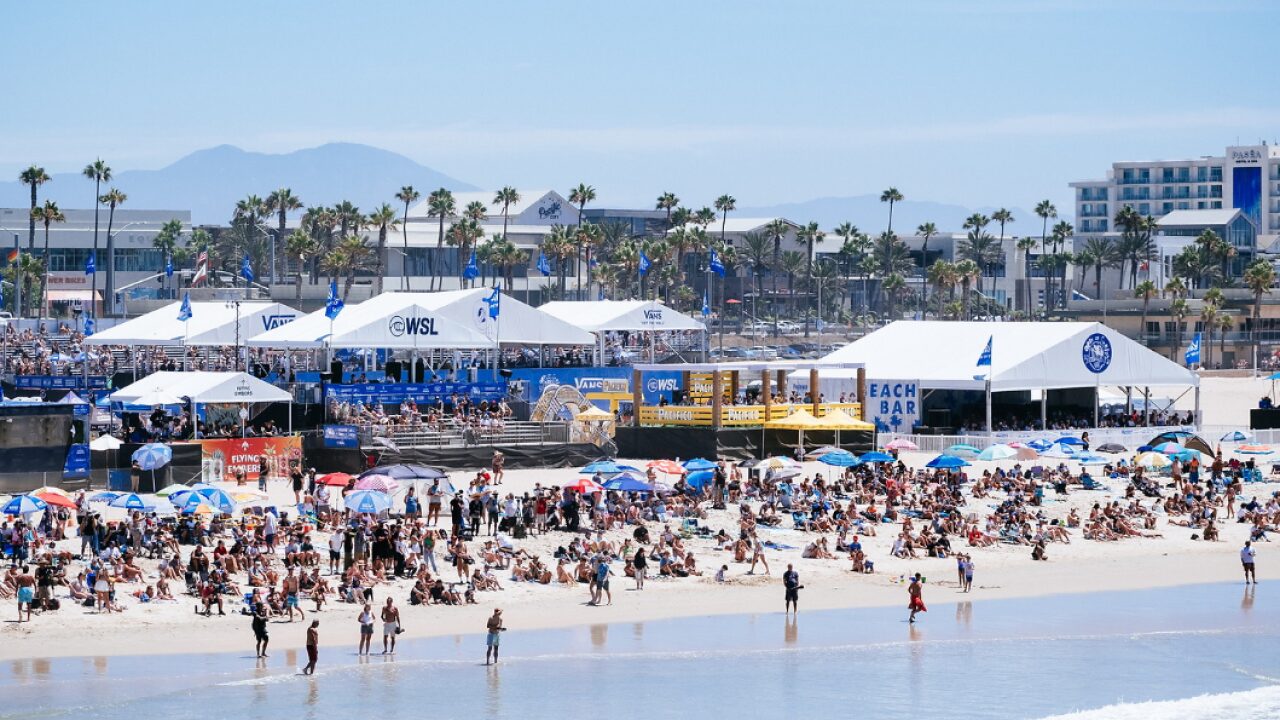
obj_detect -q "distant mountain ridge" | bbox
[0,143,474,224]
[741,195,1048,236]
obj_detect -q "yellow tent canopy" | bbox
[817,408,875,431]
[765,408,828,430]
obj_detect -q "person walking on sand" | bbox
[749,533,770,575]
[381,597,401,654]
[908,573,927,623]
[783,564,801,614]
[303,620,320,675]
[485,608,505,665]
[1242,541,1258,584]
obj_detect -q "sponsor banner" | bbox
[323,424,360,448]
[324,381,506,405]
[63,443,91,479]
[14,375,108,390]
[509,368,683,404]
[200,436,303,482]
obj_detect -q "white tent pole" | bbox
[984,379,992,433]
[1093,372,1100,428]
[1144,386,1151,426]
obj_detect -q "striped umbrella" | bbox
[3,495,47,514]
[344,490,393,514]
[355,474,401,494]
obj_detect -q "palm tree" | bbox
[1217,313,1234,363]
[1050,220,1074,311]
[569,184,597,298]
[742,231,772,320]
[491,186,521,237]
[573,222,603,298]
[426,189,456,290]
[954,259,980,320]
[779,251,806,321]
[1244,259,1276,368]
[1134,280,1158,345]
[322,235,375,301]
[82,159,111,302]
[1170,297,1189,362]
[100,188,126,313]
[764,218,790,335]
[916,222,937,312]
[959,213,995,295]
[366,203,399,294]
[394,186,420,288]
[1201,287,1225,368]
[284,230,317,301]
[715,194,737,246]
[31,200,65,315]
[693,207,717,228]
[880,187,903,234]
[446,218,485,288]
[542,226,575,298]
[494,238,529,293]
[2,252,44,318]
[882,272,907,321]
[796,222,825,336]
[1035,200,1057,308]
[1016,237,1038,316]
[928,260,958,317]
[1082,237,1119,301]
[656,192,679,233]
[991,207,1014,254]
[18,165,50,251]
[264,188,303,285]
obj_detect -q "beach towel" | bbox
[762,541,798,550]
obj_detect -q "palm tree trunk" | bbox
[91,178,100,315]
[27,184,36,251]
[295,268,304,302]
[104,203,117,316]
[375,227,386,294]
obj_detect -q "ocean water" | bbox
[3,582,1278,719]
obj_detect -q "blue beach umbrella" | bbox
[1027,439,1054,452]
[581,460,623,474]
[109,493,151,511]
[131,443,173,471]
[946,443,981,456]
[1220,430,1252,443]
[685,469,715,489]
[90,491,121,503]
[1055,436,1085,446]
[858,451,896,464]
[818,450,859,467]
[926,454,970,469]
[603,474,654,492]
[682,458,718,471]
[345,490,393,514]
[978,444,1018,461]
[3,495,47,514]
[179,487,236,514]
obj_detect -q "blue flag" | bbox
[165,255,173,278]
[464,250,479,280]
[83,315,95,336]
[177,292,192,321]
[1185,332,1201,365]
[974,335,992,380]
[0,278,4,310]
[485,286,501,319]
[701,288,711,317]
[537,251,551,276]
[639,251,651,275]
[598,285,605,300]
[709,250,725,277]
[84,253,95,275]
[241,255,255,282]
[325,280,344,320]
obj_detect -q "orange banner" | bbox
[199,437,303,482]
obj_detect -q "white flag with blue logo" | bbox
[709,250,725,277]
[639,251,651,275]
[325,280,344,320]
[974,335,992,380]
[240,255,254,282]
[485,286,501,319]
[83,315,95,336]
[165,255,173,278]
[177,292,192,321]
[1185,332,1201,365]
[701,288,710,317]
[84,253,95,275]
[464,250,479,280]
[537,251,551,276]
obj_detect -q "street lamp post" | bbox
[105,221,144,316]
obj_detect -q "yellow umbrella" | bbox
[765,408,825,430]
[816,409,875,431]
[1135,452,1172,469]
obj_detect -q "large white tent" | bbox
[539,300,705,332]
[86,301,300,347]
[247,289,594,349]
[110,371,292,404]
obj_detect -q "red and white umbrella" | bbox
[355,474,401,494]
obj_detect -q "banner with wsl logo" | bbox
[1184,332,1201,366]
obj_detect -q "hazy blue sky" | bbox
[3,0,1278,214]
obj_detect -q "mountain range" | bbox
[0,143,1050,232]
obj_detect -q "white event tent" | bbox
[247,289,594,349]
[538,300,706,363]
[111,371,295,432]
[85,301,300,347]
[798,321,1200,430]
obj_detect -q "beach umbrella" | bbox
[647,460,686,475]
[1055,436,1085,446]
[1135,452,1172,468]
[89,491,121,503]
[565,478,604,494]
[1237,445,1274,455]
[806,446,843,458]
[1096,443,1127,454]
[1153,441,1184,454]
[197,488,238,513]
[1220,430,1252,443]
[977,444,1018,461]
[1027,439,1054,452]
[131,443,172,471]
[1074,453,1109,465]
[947,443,981,456]
[858,451,897,464]
[89,434,124,451]
[738,458,761,468]
[1150,431,1212,456]
[685,469,715,489]
[177,490,234,515]
[166,483,219,505]
[760,456,797,470]
[603,474,654,492]
[33,492,77,509]
[926,454,970,469]
[616,465,644,473]
[29,486,71,498]
[230,490,266,503]
[819,450,860,467]
[1041,443,1077,459]
[359,464,446,481]
[316,472,354,487]
[883,439,917,451]
[581,460,623,474]
[182,501,218,516]
[344,490,393,514]
[3,495,47,514]
[109,493,151,511]
[682,458,718,471]
[355,474,401,494]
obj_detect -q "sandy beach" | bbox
[3,435,1273,661]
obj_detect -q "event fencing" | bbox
[876,426,1194,454]
[356,420,571,449]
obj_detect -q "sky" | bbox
[3,0,1278,215]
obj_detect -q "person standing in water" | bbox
[908,573,927,623]
[783,564,801,614]
[485,608,505,665]
[252,599,270,658]
[1242,541,1258,584]
[303,620,320,675]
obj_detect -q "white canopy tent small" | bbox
[796,321,1200,431]
[85,301,300,347]
[538,300,706,363]
[111,371,294,433]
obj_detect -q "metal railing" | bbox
[357,420,571,449]
[878,426,1193,454]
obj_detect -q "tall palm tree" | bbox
[31,200,65,315]
[1134,280,1158,345]
[764,218,790,335]
[742,231,772,319]
[1082,237,1119,301]
[1035,200,1057,309]
[1218,313,1233,363]
[426,189,456,290]
[882,272,907,322]
[569,184,596,298]
[1052,220,1074,311]
[18,165,50,251]
[880,187,903,234]
[82,158,111,291]
[322,235,375,301]
[779,251,806,321]
[796,222,825,336]
[916,222,937,313]
[1200,287,1224,368]
[959,213,994,295]
[394,186,420,288]
[715,194,737,246]
[100,188,126,314]
[954,259,981,320]
[1244,259,1276,368]
[447,218,485,288]
[284,230,317,301]
[366,203,399,294]
[543,226,576,298]
[655,192,679,233]
[265,188,303,285]
[1016,237,1039,317]
[2,253,44,318]
[1170,297,1189,362]
[927,260,958,317]
[494,186,521,239]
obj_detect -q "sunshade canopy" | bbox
[765,408,827,430]
[86,301,300,347]
[111,371,292,404]
[538,300,706,332]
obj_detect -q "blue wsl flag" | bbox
[83,315,95,336]
[240,255,255,282]
[1185,332,1201,365]
[177,292,192,321]
[638,251,651,275]
[485,287,501,319]
[464,250,479,280]
[973,335,992,380]
[537,251,551,276]
[701,288,710,317]
[165,255,173,277]
[84,253,95,275]
[709,250,725,277]
[325,280,344,320]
